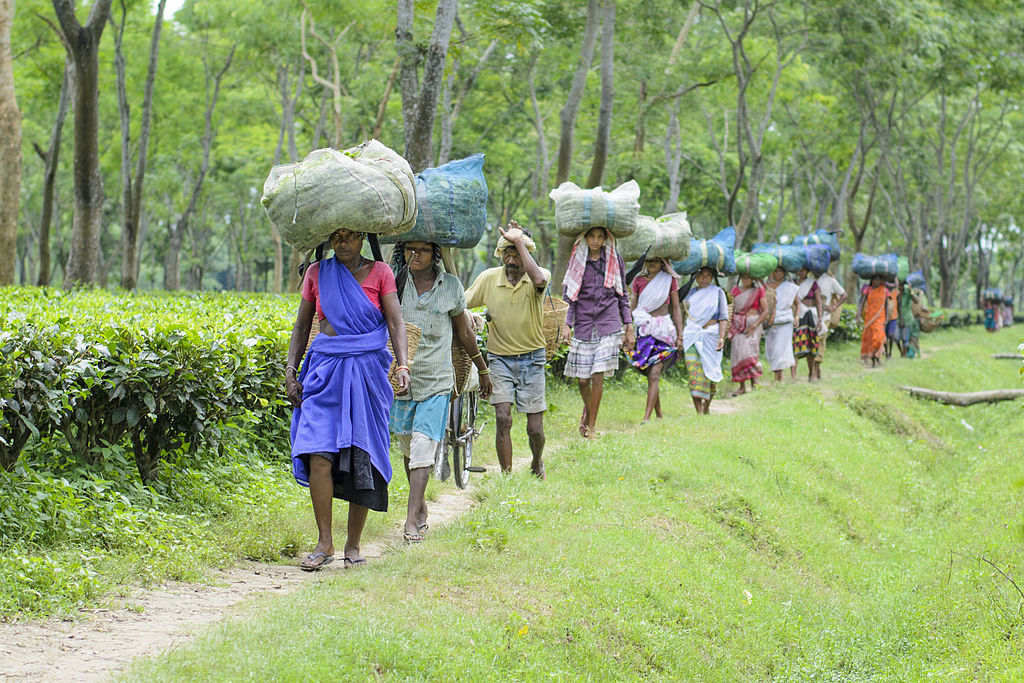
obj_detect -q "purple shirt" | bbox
[564,251,633,341]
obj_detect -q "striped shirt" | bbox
[399,269,467,401]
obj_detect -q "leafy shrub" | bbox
[0,287,292,481]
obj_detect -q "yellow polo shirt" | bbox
[465,266,550,356]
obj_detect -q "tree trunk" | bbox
[551,0,601,291]
[172,45,234,290]
[0,0,22,286]
[113,0,166,291]
[396,0,458,172]
[52,0,114,288]
[33,63,70,286]
[585,0,615,189]
[899,386,1024,407]
[164,220,183,290]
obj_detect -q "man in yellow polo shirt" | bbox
[465,221,550,479]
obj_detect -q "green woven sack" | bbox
[261,140,417,251]
[734,251,778,280]
[617,213,692,260]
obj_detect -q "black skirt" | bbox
[301,446,389,512]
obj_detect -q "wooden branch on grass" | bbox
[899,386,1024,406]
[991,354,1023,359]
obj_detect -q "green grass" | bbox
[123,325,1024,681]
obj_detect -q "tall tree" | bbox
[32,62,70,286]
[112,0,167,290]
[584,0,615,189]
[50,0,115,287]
[396,0,458,172]
[551,0,601,289]
[164,45,234,290]
[0,0,20,286]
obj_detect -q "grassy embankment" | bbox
[127,324,1024,680]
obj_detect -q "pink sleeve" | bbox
[670,277,679,292]
[376,261,397,297]
[300,262,319,303]
[631,278,641,297]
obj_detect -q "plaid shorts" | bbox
[564,332,623,379]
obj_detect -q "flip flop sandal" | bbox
[343,557,367,569]
[403,531,425,544]
[300,551,334,572]
[417,523,429,535]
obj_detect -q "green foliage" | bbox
[126,327,1024,679]
[0,287,292,479]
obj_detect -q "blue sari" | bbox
[290,258,394,492]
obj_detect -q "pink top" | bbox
[631,275,679,298]
[730,285,766,312]
[300,260,397,320]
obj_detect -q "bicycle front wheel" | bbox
[451,394,469,489]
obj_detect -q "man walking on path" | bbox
[466,222,550,479]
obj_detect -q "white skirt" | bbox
[766,323,795,371]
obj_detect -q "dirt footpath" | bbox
[0,482,480,681]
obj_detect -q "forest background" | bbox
[1,0,1023,308]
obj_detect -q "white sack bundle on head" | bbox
[616,212,692,261]
[260,140,417,251]
[548,180,640,239]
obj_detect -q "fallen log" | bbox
[991,354,1023,359]
[899,386,1024,406]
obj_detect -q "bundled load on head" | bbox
[897,257,909,282]
[260,140,417,250]
[907,269,926,290]
[616,212,692,261]
[788,229,842,263]
[750,242,829,273]
[672,226,737,276]
[380,154,488,249]
[982,287,1002,302]
[804,244,832,273]
[734,251,780,280]
[851,252,898,280]
[549,180,640,239]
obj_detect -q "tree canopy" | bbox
[5,0,1023,306]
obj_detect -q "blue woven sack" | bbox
[380,154,487,249]
[851,253,898,279]
[907,270,926,289]
[672,226,736,276]
[803,244,832,273]
[790,230,841,262]
[752,243,804,272]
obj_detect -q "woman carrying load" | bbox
[286,228,410,571]
[764,266,798,382]
[728,274,768,395]
[628,257,684,423]
[562,227,636,437]
[682,266,729,414]
[389,240,492,543]
[792,266,825,381]
[858,274,887,366]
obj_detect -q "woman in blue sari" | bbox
[285,228,410,570]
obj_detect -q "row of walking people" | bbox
[282,222,906,571]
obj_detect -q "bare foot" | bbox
[531,459,546,480]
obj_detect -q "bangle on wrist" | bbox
[469,351,482,360]
[286,365,298,374]
[396,365,410,373]
[478,367,490,375]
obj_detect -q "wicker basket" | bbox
[919,316,939,333]
[542,295,569,356]
[451,342,474,396]
[387,323,421,394]
[305,316,421,394]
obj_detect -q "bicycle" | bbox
[435,326,489,489]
